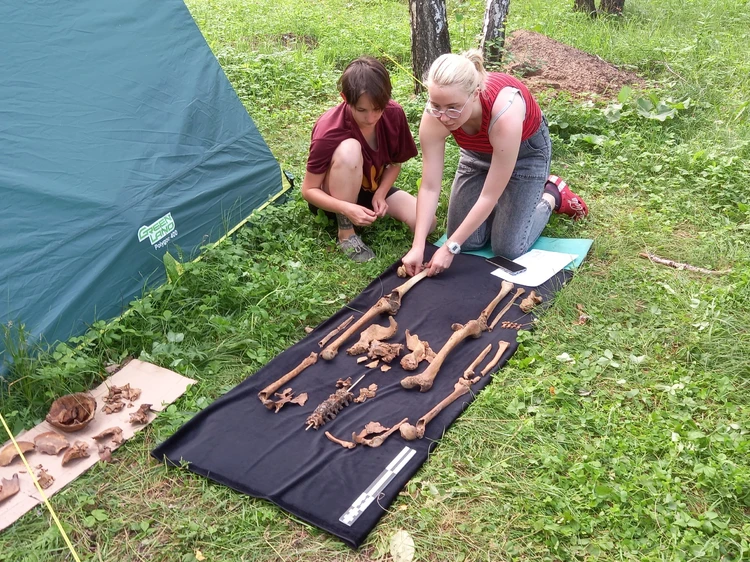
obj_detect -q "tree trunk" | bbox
[600,0,625,14]
[409,0,452,94]
[480,0,511,66]
[573,0,597,17]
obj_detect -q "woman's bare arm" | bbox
[416,114,450,241]
[402,113,450,274]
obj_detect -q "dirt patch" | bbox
[279,33,318,49]
[502,30,645,99]
[238,33,318,50]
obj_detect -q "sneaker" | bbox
[338,234,375,263]
[547,175,589,221]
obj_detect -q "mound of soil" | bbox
[502,30,645,99]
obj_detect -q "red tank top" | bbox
[451,73,542,153]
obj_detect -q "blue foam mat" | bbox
[434,235,593,270]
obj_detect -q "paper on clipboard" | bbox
[490,249,578,287]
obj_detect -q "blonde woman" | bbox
[402,50,588,276]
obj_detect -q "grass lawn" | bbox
[1,0,749,560]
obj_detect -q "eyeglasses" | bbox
[425,96,472,119]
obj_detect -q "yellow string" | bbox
[0,413,82,562]
[358,35,426,91]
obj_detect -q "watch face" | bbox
[447,242,460,254]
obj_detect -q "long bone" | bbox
[400,281,514,392]
[319,315,354,348]
[481,340,510,376]
[258,352,318,403]
[488,288,526,331]
[325,431,356,449]
[400,376,479,440]
[321,270,429,360]
[463,343,492,379]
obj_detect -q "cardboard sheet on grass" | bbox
[152,246,573,548]
[0,360,194,531]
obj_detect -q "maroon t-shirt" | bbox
[306,100,418,193]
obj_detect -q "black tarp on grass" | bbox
[152,247,570,548]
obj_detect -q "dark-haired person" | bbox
[402,50,589,277]
[302,57,434,263]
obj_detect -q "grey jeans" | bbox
[446,118,552,259]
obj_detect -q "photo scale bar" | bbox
[339,446,417,527]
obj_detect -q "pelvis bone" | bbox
[400,281,514,392]
[347,317,398,356]
[367,341,403,363]
[400,330,435,371]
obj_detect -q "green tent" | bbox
[0,0,282,368]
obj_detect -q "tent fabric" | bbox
[0,0,281,362]
[153,247,571,548]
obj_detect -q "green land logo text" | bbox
[138,213,178,249]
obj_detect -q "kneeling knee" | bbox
[491,240,527,260]
[331,139,363,170]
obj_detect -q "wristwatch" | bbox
[446,240,461,255]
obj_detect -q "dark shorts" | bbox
[307,186,400,220]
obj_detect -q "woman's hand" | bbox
[425,245,455,276]
[371,191,388,218]
[401,246,425,277]
[345,203,377,227]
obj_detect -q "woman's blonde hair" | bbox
[426,49,487,94]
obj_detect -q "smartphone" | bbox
[486,255,527,275]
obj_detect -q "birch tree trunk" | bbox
[480,0,511,66]
[573,0,597,17]
[409,0,452,94]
